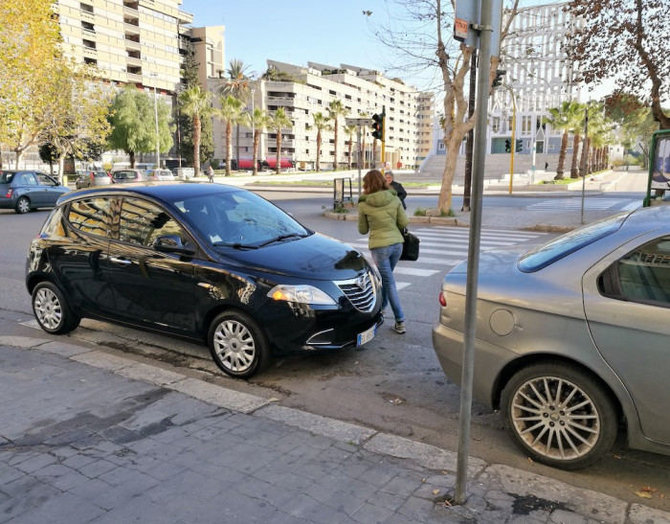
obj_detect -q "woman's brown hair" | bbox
[362,169,388,194]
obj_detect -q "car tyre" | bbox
[32,281,81,335]
[501,362,617,470]
[15,196,31,214]
[208,311,270,379]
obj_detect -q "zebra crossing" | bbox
[526,198,641,212]
[349,226,547,291]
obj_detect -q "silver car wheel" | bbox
[16,196,30,214]
[509,374,603,462]
[34,287,63,330]
[212,319,256,373]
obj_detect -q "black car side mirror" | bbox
[153,235,195,256]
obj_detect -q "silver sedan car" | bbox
[432,205,670,470]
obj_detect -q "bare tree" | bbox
[565,0,669,129]
[372,0,518,213]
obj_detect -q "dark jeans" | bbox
[371,242,405,323]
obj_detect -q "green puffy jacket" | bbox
[358,189,408,249]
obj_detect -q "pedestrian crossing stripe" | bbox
[526,198,627,211]
[350,226,547,293]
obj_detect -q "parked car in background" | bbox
[432,206,670,470]
[0,170,69,214]
[147,168,175,182]
[75,170,112,189]
[26,183,383,378]
[111,168,144,183]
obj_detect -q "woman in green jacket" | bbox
[358,169,409,334]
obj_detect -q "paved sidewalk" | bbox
[1,335,668,523]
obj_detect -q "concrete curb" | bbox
[323,210,578,233]
[5,334,670,523]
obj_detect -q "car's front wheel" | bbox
[208,311,270,379]
[15,196,31,214]
[32,281,81,334]
[501,362,617,470]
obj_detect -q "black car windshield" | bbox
[518,212,627,272]
[172,190,311,248]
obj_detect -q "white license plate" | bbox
[356,325,376,346]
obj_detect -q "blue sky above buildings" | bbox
[180,0,555,90]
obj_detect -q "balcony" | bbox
[124,23,140,35]
[80,11,95,24]
[127,72,142,83]
[125,38,141,51]
[126,55,142,67]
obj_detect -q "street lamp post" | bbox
[151,73,160,168]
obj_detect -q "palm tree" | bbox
[178,85,211,176]
[327,99,349,170]
[267,108,292,174]
[311,112,331,172]
[344,124,357,169]
[543,100,582,180]
[214,95,244,176]
[242,108,268,176]
[219,59,253,165]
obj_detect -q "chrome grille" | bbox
[337,270,377,312]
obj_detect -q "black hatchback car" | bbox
[26,183,383,378]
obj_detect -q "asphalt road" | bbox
[2,187,669,511]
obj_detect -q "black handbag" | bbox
[400,228,420,261]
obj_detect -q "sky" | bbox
[179,0,553,91]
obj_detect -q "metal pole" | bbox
[153,84,160,168]
[455,0,494,505]
[508,89,516,194]
[580,107,589,224]
[463,49,478,212]
[357,126,363,198]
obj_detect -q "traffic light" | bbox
[515,139,523,152]
[504,139,511,152]
[371,112,384,141]
[492,69,506,88]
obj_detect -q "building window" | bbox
[491,116,500,133]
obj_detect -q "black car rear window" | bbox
[518,213,627,272]
[0,172,15,184]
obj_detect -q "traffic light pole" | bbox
[505,85,517,194]
[381,106,386,170]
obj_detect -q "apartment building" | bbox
[56,0,195,94]
[427,2,582,179]
[490,1,580,157]
[215,60,433,170]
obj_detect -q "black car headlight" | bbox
[267,284,336,306]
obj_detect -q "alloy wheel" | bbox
[16,197,30,214]
[212,319,256,374]
[509,375,601,462]
[34,287,63,331]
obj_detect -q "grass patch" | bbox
[414,207,454,217]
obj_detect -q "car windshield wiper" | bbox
[256,233,307,247]
[211,241,259,250]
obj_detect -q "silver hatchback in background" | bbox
[432,206,670,470]
[147,168,175,182]
[111,168,144,183]
[75,170,112,189]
